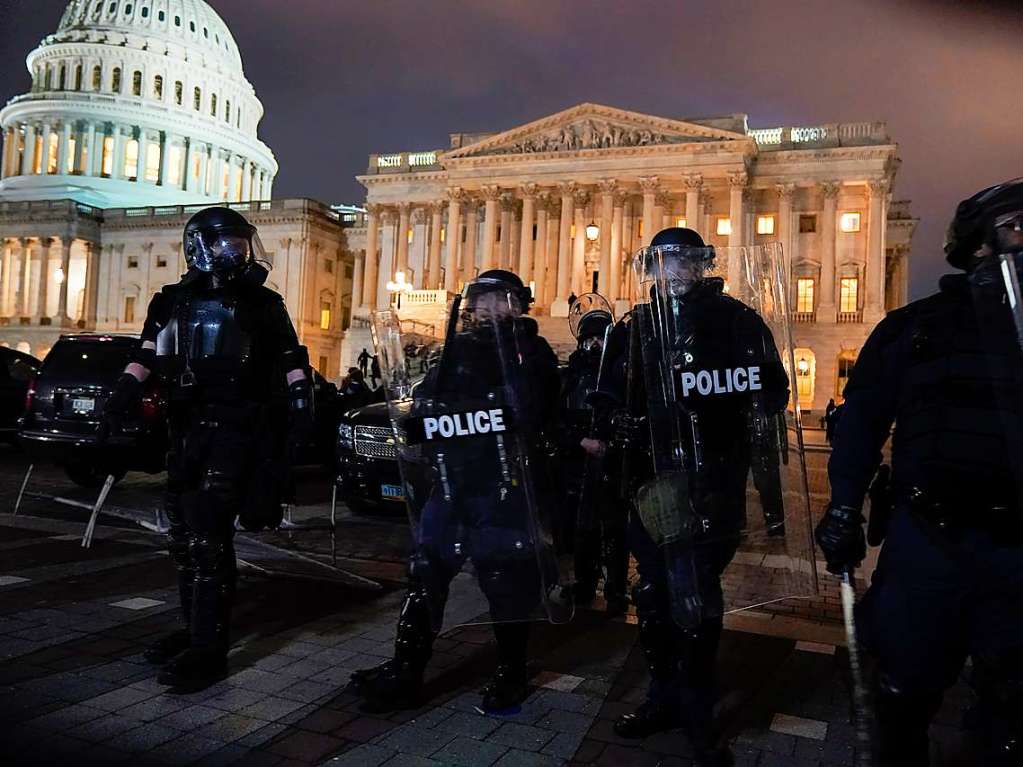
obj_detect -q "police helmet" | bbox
[463,269,533,315]
[944,179,1023,269]
[183,207,264,277]
[634,227,715,293]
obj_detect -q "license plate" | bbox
[380,484,404,500]
[70,397,95,413]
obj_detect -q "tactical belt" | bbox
[902,486,1023,542]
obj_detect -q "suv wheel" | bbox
[65,464,127,488]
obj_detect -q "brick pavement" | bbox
[0,449,981,766]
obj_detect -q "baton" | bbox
[841,568,873,767]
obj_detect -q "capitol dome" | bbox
[0,0,278,208]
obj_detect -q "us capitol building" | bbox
[346,103,917,413]
[0,0,355,377]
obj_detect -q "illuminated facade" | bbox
[347,103,917,412]
[0,2,355,376]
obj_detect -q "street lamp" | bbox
[386,270,413,309]
[585,221,600,241]
[797,357,810,375]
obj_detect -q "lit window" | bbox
[144,142,160,182]
[716,218,732,236]
[320,302,331,330]
[796,278,815,313]
[153,74,163,99]
[32,134,43,174]
[439,227,446,243]
[837,352,857,399]
[799,214,817,233]
[757,215,776,235]
[840,212,862,233]
[676,217,687,229]
[174,81,182,105]
[840,278,859,313]
[66,136,76,174]
[124,296,135,322]
[124,138,139,178]
[132,70,142,96]
[46,132,58,174]
[111,67,121,92]
[167,145,182,186]
[101,136,114,175]
[407,228,413,245]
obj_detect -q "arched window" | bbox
[794,347,816,411]
[174,81,183,105]
[44,66,52,90]
[189,20,195,32]
[108,2,117,13]
[193,87,201,110]
[210,94,217,117]
[836,351,857,402]
[153,74,163,99]
[203,27,208,38]
[92,65,102,91]
[58,64,66,90]
[236,109,241,129]
[111,67,121,92]
[141,6,148,18]
[124,3,133,13]
[174,15,180,26]
[158,10,165,22]
[132,70,142,96]
[74,64,83,91]
[225,100,230,122]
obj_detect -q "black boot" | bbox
[602,522,629,616]
[359,585,437,713]
[481,623,531,711]
[158,646,228,692]
[144,569,194,665]
[678,619,732,767]
[874,673,941,766]
[615,582,683,738]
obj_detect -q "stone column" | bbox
[518,184,537,279]
[818,181,840,321]
[57,122,72,174]
[551,182,576,316]
[56,237,73,324]
[444,189,463,293]
[727,171,748,292]
[427,201,444,289]
[18,239,32,317]
[181,138,192,191]
[377,209,397,309]
[0,241,11,315]
[461,197,479,286]
[241,158,252,200]
[362,203,380,309]
[198,145,210,195]
[866,179,890,322]
[610,189,627,303]
[21,124,36,175]
[38,123,52,174]
[597,179,616,296]
[159,133,172,186]
[532,192,550,305]
[351,251,365,311]
[136,129,148,183]
[111,127,125,180]
[1,127,13,178]
[84,122,97,176]
[657,190,673,231]
[84,241,98,324]
[499,193,514,271]
[776,183,796,276]
[572,188,589,296]
[410,208,427,287]
[546,201,561,307]
[639,177,658,247]
[394,202,411,277]
[480,186,500,272]
[685,174,703,237]
[35,237,53,322]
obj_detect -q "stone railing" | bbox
[837,310,863,324]
[792,311,816,324]
[102,198,337,222]
[366,150,444,174]
[749,122,889,150]
[0,198,103,219]
[397,289,448,306]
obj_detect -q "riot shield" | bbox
[371,299,572,630]
[568,293,614,339]
[631,242,817,628]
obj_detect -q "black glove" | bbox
[97,373,143,443]
[286,377,315,463]
[814,503,866,575]
[611,411,646,448]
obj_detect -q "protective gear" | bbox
[611,411,646,448]
[183,207,265,278]
[568,292,614,341]
[634,227,715,298]
[461,269,532,322]
[814,504,867,574]
[481,622,531,711]
[943,178,1023,269]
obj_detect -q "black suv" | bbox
[335,393,405,513]
[0,347,40,441]
[18,334,168,487]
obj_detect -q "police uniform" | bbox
[601,273,787,759]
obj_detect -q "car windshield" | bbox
[41,342,134,387]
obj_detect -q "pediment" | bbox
[443,103,750,160]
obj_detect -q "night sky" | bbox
[1,0,1021,298]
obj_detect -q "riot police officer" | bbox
[101,207,313,691]
[594,227,789,767]
[353,269,562,713]
[558,297,628,613]
[816,180,1023,766]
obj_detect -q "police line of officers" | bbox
[103,178,1023,767]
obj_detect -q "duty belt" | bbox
[903,486,1023,542]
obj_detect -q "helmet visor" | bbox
[994,210,1023,253]
[634,244,715,297]
[462,276,525,322]
[188,230,263,273]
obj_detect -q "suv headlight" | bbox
[337,422,354,450]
